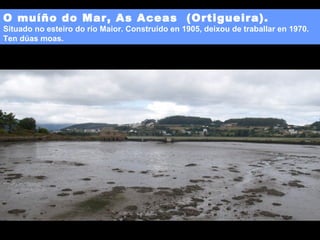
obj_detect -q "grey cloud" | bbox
[1,70,320,125]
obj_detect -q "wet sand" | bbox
[1,141,320,220]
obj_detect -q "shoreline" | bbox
[127,136,320,145]
[1,135,320,145]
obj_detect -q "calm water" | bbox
[1,141,320,220]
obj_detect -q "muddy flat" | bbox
[1,141,320,220]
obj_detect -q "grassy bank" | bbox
[126,136,320,145]
[2,134,320,145]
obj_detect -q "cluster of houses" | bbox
[125,121,320,137]
[59,119,320,138]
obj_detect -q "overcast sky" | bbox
[1,70,319,125]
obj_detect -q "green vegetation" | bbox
[61,123,117,132]
[224,118,287,127]
[0,110,18,133]
[77,196,111,212]
[38,127,50,134]
[0,109,49,136]
[311,121,320,130]
[158,115,212,125]
[18,118,36,131]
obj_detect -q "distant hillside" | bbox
[61,123,117,131]
[158,116,212,125]
[37,123,72,131]
[311,121,320,130]
[224,118,287,127]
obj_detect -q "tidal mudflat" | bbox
[0,141,319,220]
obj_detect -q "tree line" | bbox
[0,110,48,134]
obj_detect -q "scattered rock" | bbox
[259,211,280,218]
[153,174,165,177]
[233,177,243,182]
[228,168,240,173]
[132,187,153,193]
[112,186,126,193]
[49,205,56,208]
[140,170,149,174]
[267,189,285,196]
[57,193,70,197]
[73,191,85,195]
[245,198,262,205]
[272,202,282,206]
[154,190,173,196]
[107,182,115,184]
[312,169,320,172]
[232,195,246,200]
[153,211,172,220]
[81,178,91,181]
[213,176,224,179]
[172,188,184,195]
[124,205,138,211]
[242,186,285,197]
[160,204,176,210]
[289,170,310,176]
[178,202,197,208]
[61,188,72,192]
[5,173,23,180]
[74,163,85,166]
[288,180,305,188]
[282,215,293,220]
[190,179,205,183]
[185,163,197,167]
[8,209,26,214]
[182,208,201,216]
[184,185,203,193]
[192,197,204,203]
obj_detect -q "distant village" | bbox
[60,116,320,138]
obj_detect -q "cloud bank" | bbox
[1,70,319,125]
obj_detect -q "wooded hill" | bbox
[61,123,117,131]
[156,116,288,127]
[224,118,287,127]
[158,116,212,125]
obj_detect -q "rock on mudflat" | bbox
[185,163,197,167]
[8,209,26,214]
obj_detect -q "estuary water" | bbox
[0,141,320,220]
